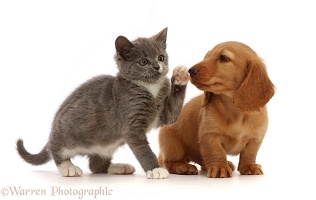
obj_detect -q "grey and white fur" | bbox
[16,27,189,179]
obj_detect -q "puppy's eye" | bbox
[158,55,164,62]
[219,55,230,62]
[139,58,148,66]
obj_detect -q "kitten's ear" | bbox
[115,36,137,60]
[152,27,168,49]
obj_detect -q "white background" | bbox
[1,0,316,199]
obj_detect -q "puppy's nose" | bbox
[189,67,199,77]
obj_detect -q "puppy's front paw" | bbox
[146,167,169,179]
[172,65,189,85]
[207,165,233,178]
[170,163,198,175]
[238,164,263,175]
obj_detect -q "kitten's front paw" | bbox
[172,65,189,85]
[108,163,136,175]
[58,160,83,177]
[146,167,169,179]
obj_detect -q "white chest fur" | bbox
[133,78,164,98]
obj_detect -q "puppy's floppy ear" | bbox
[233,59,275,112]
[202,91,212,107]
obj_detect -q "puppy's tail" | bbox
[16,139,51,165]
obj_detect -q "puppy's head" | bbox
[189,41,275,112]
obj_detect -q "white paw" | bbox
[146,167,169,179]
[108,163,135,175]
[173,65,189,85]
[57,160,82,177]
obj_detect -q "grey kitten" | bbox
[16,27,189,179]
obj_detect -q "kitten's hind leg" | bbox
[89,155,111,174]
[108,163,135,175]
[57,160,83,177]
[89,155,135,175]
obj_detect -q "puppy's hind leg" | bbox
[158,127,198,175]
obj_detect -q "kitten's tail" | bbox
[16,139,51,165]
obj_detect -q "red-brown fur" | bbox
[158,41,275,178]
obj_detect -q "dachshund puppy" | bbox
[158,41,275,178]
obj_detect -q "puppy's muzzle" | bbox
[189,67,199,78]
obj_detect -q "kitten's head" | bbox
[114,27,169,83]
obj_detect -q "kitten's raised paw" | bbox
[172,65,189,85]
[146,167,169,179]
[57,160,82,177]
[108,163,136,175]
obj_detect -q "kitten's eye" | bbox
[139,58,148,66]
[219,55,230,62]
[158,55,164,62]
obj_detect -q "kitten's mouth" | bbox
[142,74,164,84]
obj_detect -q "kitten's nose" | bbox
[189,67,199,77]
[153,65,160,71]
[154,63,163,73]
